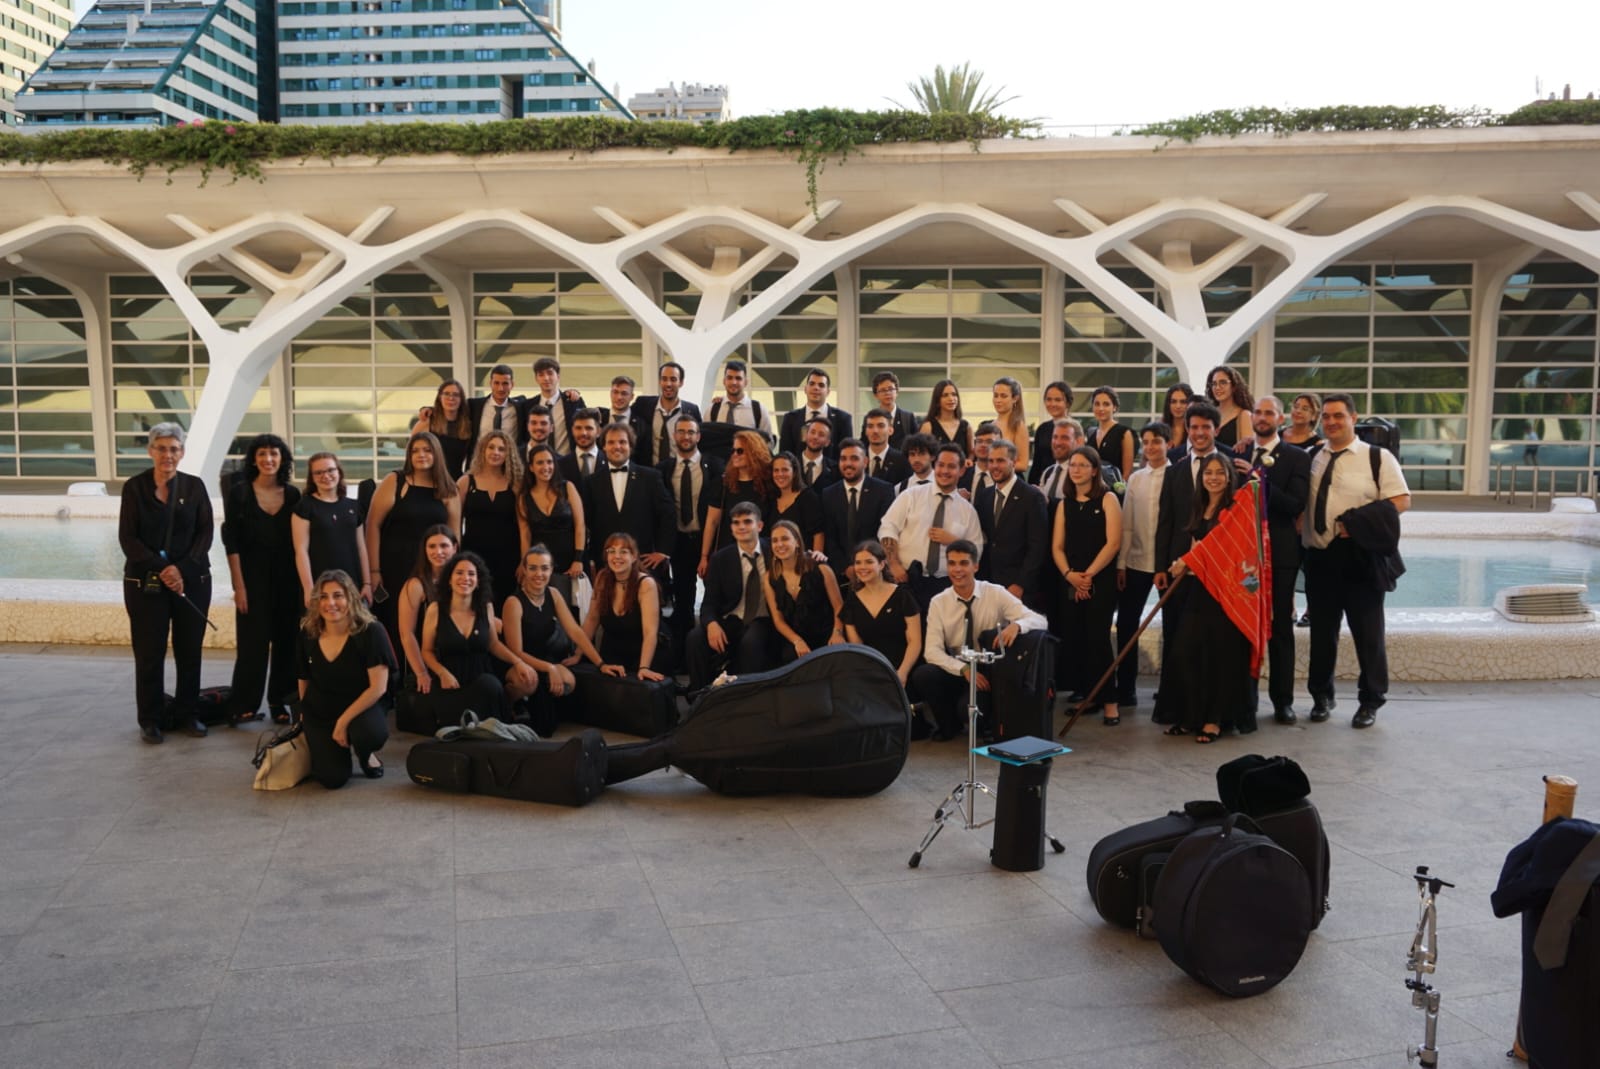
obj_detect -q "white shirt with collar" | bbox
[540,391,569,453]
[1038,461,1070,502]
[671,450,704,532]
[800,450,828,486]
[479,397,518,439]
[1119,462,1168,573]
[1302,439,1409,551]
[865,446,894,479]
[572,446,600,479]
[877,481,984,578]
[923,580,1047,676]
[608,408,631,425]
[652,401,684,447]
[896,474,932,495]
[717,396,774,436]
[607,463,632,511]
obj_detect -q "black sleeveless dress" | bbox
[772,568,833,653]
[436,434,472,482]
[596,583,665,671]
[1088,423,1133,478]
[1055,494,1117,702]
[379,477,448,599]
[840,584,920,669]
[523,486,578,574]
[415,603,506,726]
[515,588,574,662]
[461,475,519,606]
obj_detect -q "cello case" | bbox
[606,646,911,797]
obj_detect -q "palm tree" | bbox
[894,62,1019,115]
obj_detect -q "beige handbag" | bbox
[252,722,311,790]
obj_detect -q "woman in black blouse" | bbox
[292,451,371,608]
[119,422,213,745]
[297,570,394,787]
[1029,381,1073,484]
[763,519,844,663]
[222,433,301,725]
[838,540,921,688]
[765,452,824,557]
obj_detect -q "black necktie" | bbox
[580,453,592,478]
[872,455,882,478]
[1313,449,1346,535]
[658,408,675,462]
[1253,446,1266,468]
[611,466,629,476]
[994,487,1007,523]
[742,552,761,620]
[1051,467,1065,501]
[494,403,505,431]
[846,486,859,545]
[959,596,975,650]
[926,493,949,575]
[679,459,693,527]
[805,460,817,487]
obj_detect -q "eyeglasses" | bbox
[311,468,339,477]
[731,448,746,455]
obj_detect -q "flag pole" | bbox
[1058,573,1186,738]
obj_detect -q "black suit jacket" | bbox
[862,447,911,487]
[779,406,853,460]
[819,477,895,575]
[861,407,919,450]
[557,449,603,488]
[976,480,1048,591]
[583,462,676,567]
[657,452,726,533]
[528,390,586,453]
[1154,451,1239,573]
[698,539,771,627]
[796,453,839,492]
[1237,439,1310,569]
[629,397,704,468]
[467,395,528,449]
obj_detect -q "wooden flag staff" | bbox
[1058,574,1186,739]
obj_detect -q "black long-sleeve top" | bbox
[119,469,213,582]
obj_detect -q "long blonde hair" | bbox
[468,428,524,485]
[301,569,376,637]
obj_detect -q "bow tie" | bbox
[609,467,630,476]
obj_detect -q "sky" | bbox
[564,0,1600,129]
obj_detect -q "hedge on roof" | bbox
[0,108,1039,213]
[1127,102,1600,144]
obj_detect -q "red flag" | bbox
[1180,478,1272,677]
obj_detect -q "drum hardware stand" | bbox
[1405,865,1454,1068]
[909,646,1064,868]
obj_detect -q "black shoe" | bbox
[1274,705,1297,725]
[139,724,164,745]
[359,752,385,779]
[1352,704,1378,729]
[183,718,208,738]
[1296,612,1311,628]
[1308,702,1330,723]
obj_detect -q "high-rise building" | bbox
[275,0,629,124]
[0,0,74,125]
[15,0,266,127]
[628,81,728,124]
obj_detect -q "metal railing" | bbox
[1492,465,1598,508]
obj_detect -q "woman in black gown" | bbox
[366,432,460,647]
[396,524,458,692]
[919,378,974,460]
[1164,454,1256,743]
[700,430,775,572]
[1029,381,1073,484]
[584,533,668,679]
[417,551,534,730]
[223,433,302,725]
[1162,383,1196,459]
[292,451,370,609]
[764,519,844,663]
[765,453,824,557]
[1206,365,1254,450]
[458,429,522,607]
[1051,445,1124,726]
[839,540,922,688]
[411,379,473,480]
[517,443,586,592]
[297,569,394,787]
[1086,386,1135,484]
[502,545,607,733]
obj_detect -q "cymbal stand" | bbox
[909,646,1000,868]
[1406,865,1454,1068]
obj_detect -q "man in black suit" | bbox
[862,371,920,449]
[820,438,894,581]
[796,417,838,491]
[557,409,603,487]
[1233,395,1311,724]
[658,414,724,670]
[531,356,586,455]
[974,439,1049,611]
[778,367,853,460]
[583,422,675,580]
[861,410,911,486]
[959,421,998,499]
[467,364,526,449]
[687,501,777,690]
[630,361,704,468]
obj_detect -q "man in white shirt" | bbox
[469,364,524,447]
[879,443,984,611]
[708,359,775,440]
[1113,421,1171,707]
[895,434,936,495]
[607,376,635,425]
[532,356,585,455]
[909,539,1047,739]
[1302,393,1410,729]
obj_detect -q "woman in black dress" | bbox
[458,429,522,607]
[366,432,460,645]
[764,519,844,663]
[1029,381,1073,484]
[766,452,824,557]
[411,378,473,480]
[700,429,775,573]
[292,452,370,609]
[1205,365,1254,450]
[585,533,668,679]
[119,422,213,744]
[919,379,974,460]
[1162,383,1195,458]
[518,443,586,587]
[1051,445,1124,726]
[1283,392,1325,455]
[396,524,458,692]
[1086,386,1135,483]
[417,550,534,730]
[839,540,922,687]
[502,545,607,734]
[1164,454,1255,743]
[222,433,302,725]
[297,569,394,787]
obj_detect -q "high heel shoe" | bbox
[358,751,384,779]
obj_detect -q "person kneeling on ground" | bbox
[296,570,394,787]
[502,545,607,734]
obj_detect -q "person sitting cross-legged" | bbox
[687,501,778,691]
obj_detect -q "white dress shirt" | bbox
[539,391,570,453]
[478,397,518,439]
[1038,461,1070,502]
[716,396,774,437]
[1119,463,1168,573]
[923,581,1048,676]
[1303,440,1409,550]
[877,481,984,578]
[572,446,600,480]
[896,474,932,495]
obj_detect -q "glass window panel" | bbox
[1506,262,1598,288]
[375,366,444,389]
[1272,365,1368,390]
[860,269,948,291]
[1273,341,1370,365]
[751,319,838,341]
[1492,391,1594,416]
[951,268,1043,290]
[1372,340,1470,364]
[951,292,1043,316]
[477,294,558,318]
[111,297,181,319]
[949,342,1040,364]
[1302,266,1372,288]
[13,364,88,388]
[112,320,194,344]
[374,294,449,318]
[374,342,451,365]
[474,272,556,293]
[1493,365,1593,390]
[1372,366,1468,390]
[858,341,947,363]
[557,295,627,317]
[475,318,557,342]
[202,294,263,319]
[1275,315,1375,339]
[1376,264,1473,288]
[16,409,94,432]
[1202,287,1253,317]
[339,295,373,318]
[113,366,197,389]
[1496,313,1595,339]
[777,293,837,317]
[1065,308,1147,340]
[860,317,949,340]
[1062,341,1159,365]
[14,319,88,343]
[1372,315,1471,339]
[110,275,169,296]
[477,343,556,363]
[559,317,642,341]
[859,291,947,315]
[12,299,84,322]
[662,294,699,318]
[19,455,97,477]
[1066,366,1163,391]
[1370,392,1468,417]
[746,341,838,365]
[1277,290,1371,315]
[951,316,1043,340]
[1495,337,1597,365]
[1501,287,1596,313]
[291,343,371,365]
[297,318,372,341]
[1375,288,1469,313]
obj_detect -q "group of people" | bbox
[120,356,1411,780]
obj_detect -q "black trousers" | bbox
[303,703,389,790]
[665,534,703,671]
[908,573,951,616]
[416,672,507,731]
[687,615,776,691]
[1304,540,1389,709]
[1264,545,1301,711]
[124,576,211,728]
[518,670,575,736]
[228,573,301,715]
[908,662,991,738]
[1114,568,1156,704]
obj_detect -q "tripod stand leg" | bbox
[909,783,966,868]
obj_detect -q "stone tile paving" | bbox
[0,643,1593,1068]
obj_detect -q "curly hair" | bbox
[723,429,775,496]
[301,569,376,637]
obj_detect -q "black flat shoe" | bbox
[1163,724,1189,737]
[360,753,384,779]
[1352,704,1378,729]
[270,705,292,725]
[1101,712,1121,726]
[183,719,208,738]
[139,724,164,745]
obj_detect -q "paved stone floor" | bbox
[0,643,1592,1068]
